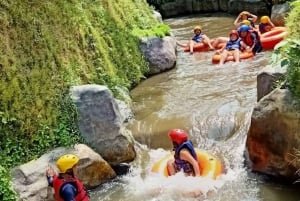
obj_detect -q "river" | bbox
[90,13,300,201]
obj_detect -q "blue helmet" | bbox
[239,25,250,32]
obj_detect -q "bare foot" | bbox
[190,51,193,55]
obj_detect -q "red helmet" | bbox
[230,30,239,37]
[168,129,188,144]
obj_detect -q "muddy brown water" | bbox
[90,13,300,201]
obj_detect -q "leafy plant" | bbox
[132,23,171,38]
[272,0,300,101]
[0,166,17,201]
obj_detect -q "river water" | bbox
[90,13,300,201]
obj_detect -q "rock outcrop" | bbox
[271,3,290,26]
[256,65,286,102]
[12,144,116,201]
[140,36,177,75]
[70,85,136,165]
[246,89,300,180]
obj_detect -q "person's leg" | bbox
[218,50,229,66]
[189,40,196,54]
[202,35,215,50]
[233,49,240,66]
[167,159,177,176]
[211,37,228,49]
[176,40,187,48]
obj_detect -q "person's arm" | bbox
[60,183,77,201]
[46,166,55,187]
[217,44,226,54]
[179,149,201,176]
[249,13,258,22]
[268,18,275,28]
[233,14,241,27]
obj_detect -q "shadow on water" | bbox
[90,13,300,201]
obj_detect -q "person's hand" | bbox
[216,49,222,54]
[246,46,252,53]
[46,165,55,177]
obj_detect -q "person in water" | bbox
[234,11,258,28]
[239,25,262,55]
[258,16,275,34]
[167,129,200,176]
[211,19,255,49]
[216,30,242,66]
[46,154,89,201]
[186,26,214,54]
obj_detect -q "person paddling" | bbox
[167,129,200,177]
[46,154,89,201]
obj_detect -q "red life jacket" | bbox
[53,175,89,201]
[241,30,260,47]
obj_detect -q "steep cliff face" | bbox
[0,0,163,168]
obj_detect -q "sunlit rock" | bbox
[153,10,163,23]
[70,84,136,165]
[11,144,116,201]
[140,36,176,75]
[271,3,290,26]
[246,89,300,181]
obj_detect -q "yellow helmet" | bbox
[241,20,251,26]
[56,154,79,173]
[260,16,269,24]
[194,26,202,31]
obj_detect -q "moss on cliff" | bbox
[0,0,168,170]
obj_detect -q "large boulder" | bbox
[70,85,136,165]
[271,3,290,26]
[256,65,286,101]
[246,89,300,180]
[140,36,177,75]
[12,144,116,201]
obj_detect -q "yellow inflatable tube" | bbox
[151,149,223,179]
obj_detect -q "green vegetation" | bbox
[0,0,169,198]
[0,166,17,201]
[132,24,170,38]
[273,0,300,100]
